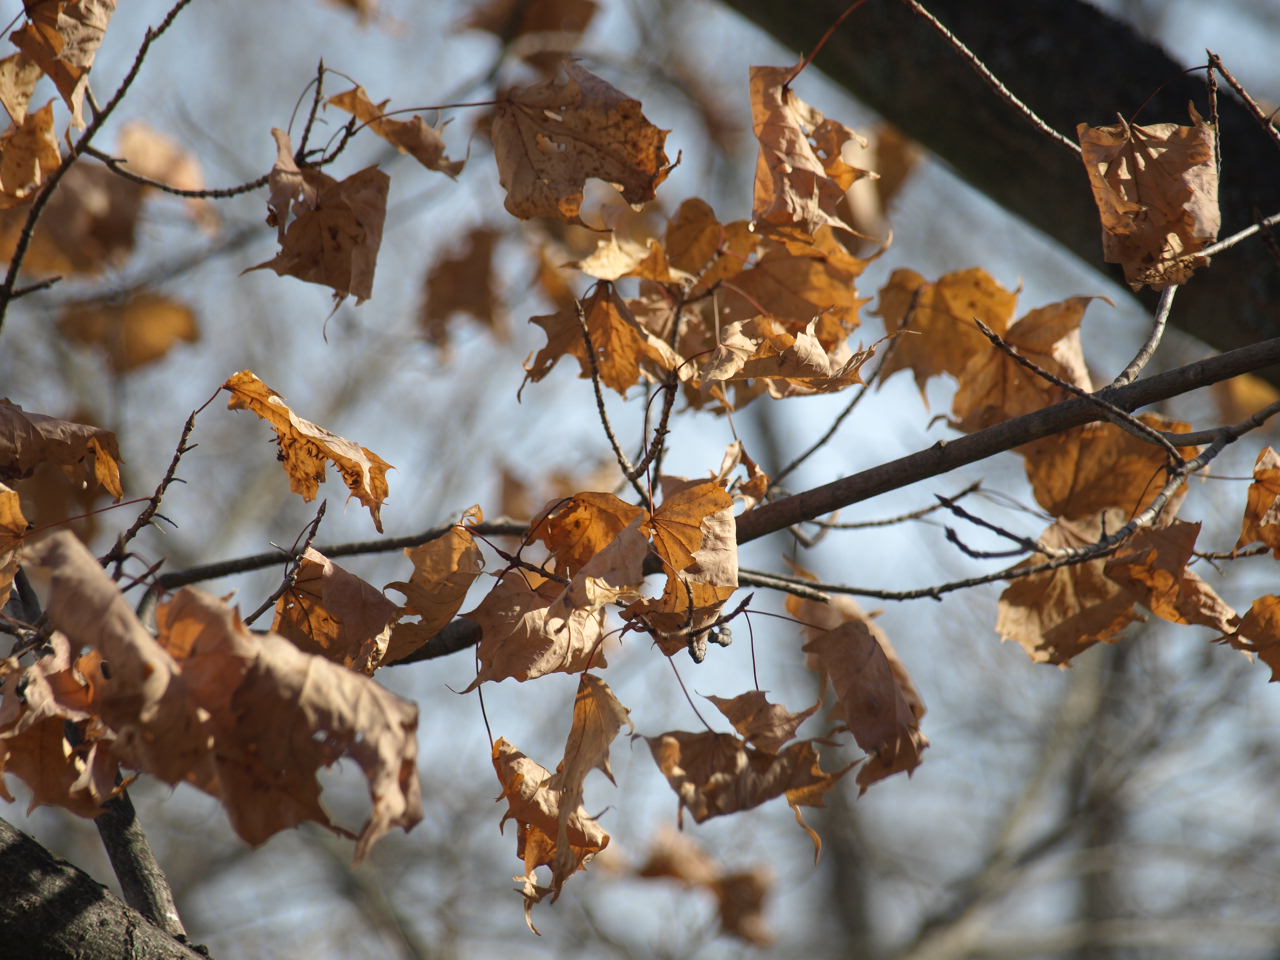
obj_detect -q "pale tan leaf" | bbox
[0,52,43,125]
[10,0,118,128]
[0,399,122,499]
[328,85,464,176]
[705,690,818,755]
[0,100,60,209]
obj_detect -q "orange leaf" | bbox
[529,490,646,578]
[0,399,122,499]
[328,85,464,177]
[59,291,199,372]
[492,61,671,223]
[1078,108,1219,290]
[663,197,758,297]
[0,99,60,209]
[0,483,25,609]
[1220,595,1280,680]
[1237,446,1280,555]
[223,370,393,532]
[1104,521,1237,632]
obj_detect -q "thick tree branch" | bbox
[0,817,207,960]
[721,0,1280,373]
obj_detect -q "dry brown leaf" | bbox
[419,227,505,349]
[634,828,775,946]
[714,440,770,511]
[0,162,144,275]
[873,267,1019,399]
[462,0,598,70]
[1078,108,1219,290]
[663,197,759,297]
[567,231,676,283]
[700,316,875,399]
[1021,415,1197,521]
[0,52,43,125]
[382,511,484,665]
[997,509,1145,664]
[1104,521,1237,632]
[0,483,26,609]
[0,99,60,209]
[750,65,872,234]
[223,370,393,533]
[0,399,122,499]
[156,588,422,859]
[492,61,671,223]
[464,569,608,689]
[328,85,464,177]
[1237,446,1280,555]
[246,129,389,305]
[117,121,218,231]
[705,691,818,756]
[950,296,1099,433]
[803,620,928,793]
[1220,595,1280,680]
[523,282,680,396]
[492,736,608,932]
[530,490,646,578]
[58,291,199,372]
[272,547,399,674]
[10,0,117,129]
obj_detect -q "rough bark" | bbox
[0,817,206,960]
[722,0,1280,361]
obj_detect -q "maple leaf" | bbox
[705,691,818,756]
[1103,521,1237,633]
[950,296,1100,433]
[155,588,423,860]
[750,65,873,235]
[1237,446,1280,555]
[223,370,393,532]
[803,619,928,793]
[523,283,680,396]
[117,121,219,232]
[567,230,677,283]
[491,61,671,223]
[700,316,875,400]
[10,0,118,128]
[1020,414,1197,521]
[420,227,505,350]
[328,85,464,177]
[0,399,122,498]
[1219,596,1280,680]
[663,197,759,297]
[462,0,598,71]
[492,736,609,933]
[873,267,1019,399]
[635,828,775,946]
[382,510,485,664]
[464,569,608,689]
[1078,107,1219,290]
[646,730,847,833]
[530,490,646,577]
[0,483,26,609]
[996,509,1145,664]
[273,548,400,674]
[58,291,199,372]
[246,129,389,305]
[0,99,60,209]
[0,52,43,125]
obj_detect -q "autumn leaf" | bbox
[803,619,928,793]
[10,0,118,128]
[492,61,671,223]
[663,197,758,297]
[634,828,775,946]
[328,85,464,177]
[0,399,123,499]
[530,490,646,577]
[1237,446,1280,555]
[1020,414,1197,521]
[700,316,875,399]
[1103,521,1237,633]
[273,548,400,674]
[705,691,818,756]
[567,230,676,283]
[223,370,393,532]
[0,52,43,125]
[1219,596,1280,680]
[873,267,1018,399]
[155,588,423,860]
[0,100,60,209]
[714,440,770,511]
[1078,107,1219,289]
[464,569,608,689]
[462,0,598,71]
[996,509,1145,664]
[246,129,389,305]
[58,291,199,372]
[949,296,1100,433]
[492,736,609,932]
[383,511,485,665]
[0,483,26,609]
[750,65,873,235]
[419,227,505,350]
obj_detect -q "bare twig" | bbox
[1198,209,1280,259]
[898,0,1080,153]
[806,480,983,529]
[243,501,327,627]
[1208,51,1280,155]
[83,146,270,198]
[1112,285,1177,387]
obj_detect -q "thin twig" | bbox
[243,502,327,626]
[297,59,327,157]
[785,0,870,86]
[805,480,982,529]
[83,146,270,198]
[1208,51,1280,155]
[1199,209,1280,258]
[1112,285,1177,387]
[898,0,1080,153]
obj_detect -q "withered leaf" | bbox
[420,227,505,350]
[1220,595,1280,680]
[700,316,874,399]
[273,547,400,674]
[0,483,26,609]
[10,0,118,128]
[328,85,464,177]
[1078,108,1219,290]
[0,52,43,125]
[462,0,598,70]
[530,490,646,578]
[492,61,671,223]
[1237,446,1280,555]
[58,291,199,372]
[1103,521,1237,633]
[0,399,122,498]
[223,370,393,532]
[663,197,759,297]
[0,99,60,209]
[705,690,817,756]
